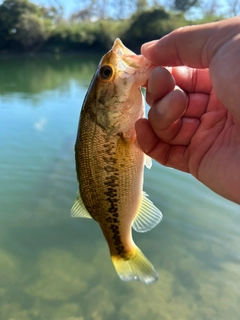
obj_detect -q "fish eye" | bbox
[99,65,113,80]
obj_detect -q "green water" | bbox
[0,55,240,320]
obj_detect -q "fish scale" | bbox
[71,38,163,284]
[76,108,144,256]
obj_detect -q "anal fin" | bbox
[132,192,162,233]
[71,192,92,219]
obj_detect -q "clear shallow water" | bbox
[0,55,240,320]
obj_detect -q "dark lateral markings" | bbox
[102,138,127,257]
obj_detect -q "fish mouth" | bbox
[112,38,154,76]
[112,38,135,58]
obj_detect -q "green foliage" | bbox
[0,0,225,54]
[173,0,199,12]
[194,14,224,24]
[136,0,148,12]
[122,8,187,52]
[44,19,128,53]
[0,0,55,51]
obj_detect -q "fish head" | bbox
[82,38,155,135]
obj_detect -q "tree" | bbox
[136,0,148,12]
[122,8,187,52]
[70,8,94,21]
[73,0,145,20]
[173,0,199,12]
[227,0,240,15]
[73,0,108,19]
[200,0,219,16]
[0,0,60,51]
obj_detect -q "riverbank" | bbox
[0,2,223,55]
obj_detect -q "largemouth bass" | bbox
[71,39,162,284]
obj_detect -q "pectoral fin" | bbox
[71,192,92,219]
[132,192,162,233]
[144,154,152,169]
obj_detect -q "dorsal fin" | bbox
[71,192,92,219]
[132,192,162,233]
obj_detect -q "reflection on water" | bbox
[0,54,100,95]
[0,55,240,320]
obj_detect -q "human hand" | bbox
[136,17,240,203]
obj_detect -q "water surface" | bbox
[0,55,240,320]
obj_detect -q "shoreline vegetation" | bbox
[0,0,226,55]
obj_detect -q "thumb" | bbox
[141,17,240,69]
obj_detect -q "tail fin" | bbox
[111,246,158,285]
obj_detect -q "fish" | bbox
[71,38,163,284]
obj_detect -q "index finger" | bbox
[168,66,212,94]
[141,17,240,69]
